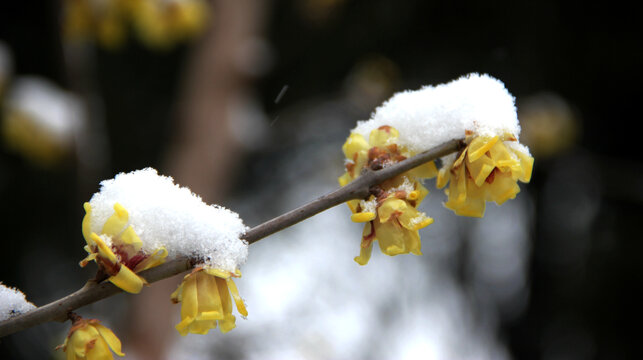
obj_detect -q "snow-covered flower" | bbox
[437,133,533,217]
[171,266,248,335]
[339,126,435,265]
[1,77,84,167]
[80,168,248,292]
[80,202,168,293]
[350,73,534,218]
[57,316,124,360]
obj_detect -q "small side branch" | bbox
[0,138,463,338]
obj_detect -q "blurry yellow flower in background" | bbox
[80,202,168,293]
[339,125,436,265]
[62,0,210,50]
[57,315,124,360]
[171,267,248,335]
[1,77,84,168]
[437,132,534,217]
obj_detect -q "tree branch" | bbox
[0,138,463,338]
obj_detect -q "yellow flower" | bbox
[339,125,436,265]
[80,202,168,293]
[437,133,534,217]
[62,0,210,50]
[57,316,124,360]
[1,109,70,167]
[171,266,248,335]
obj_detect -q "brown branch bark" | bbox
[0,138,463,338]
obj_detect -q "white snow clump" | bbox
[5,76,84,146]
[87,168,248,272]
[353,73,521,153]
[0,282,36,321]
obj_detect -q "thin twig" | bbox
[0,138,463,338]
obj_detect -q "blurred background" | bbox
[1,0,641,359]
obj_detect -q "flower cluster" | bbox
[63,0,209,49]
[437,133,533,217]
[57,315,124,360]
[339,126,436,265]
[171,266,248,335]
[70,168,250,356]
[340,74,534,264]
[80,202,168,294]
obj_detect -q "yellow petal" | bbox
[180,272,199,321]
[369,126,399,147]
[468,136,498,162]
[90,233,118,263]
[189,318,217,335]
[486,172,520,205]
[226,278,248,317]
[346,199,360,213]
[101,203,129,237]
[170,281,184,304]
[467,153,496,187]
[215,277,233,318]
[489,141,520,173]
[351,212,376,223]
[82,202,92,243]
[378,198,407,223]
[453,149,467,168]
[404,228,422,255]
[109,265,146,294]
[409,161,438,179]
[448,178,486,217]
[198,311,223,321]
[514,149,534,182]
[450,166,468,206]
[69,324,93,358]
[437,167,450,189]
[133,247,168,272]
[396,206,422,230]
[119,225,142,250]
[414,182,430,205]
[196,272,224,318]
[376,222,407,256]
[87,333,113,360]
[203,268,231,279]
[354,241,373,265]
[66,344,76,360]
[94,323,124,357]
[354,223,374,265]
[342,133,370,158]
[219,314,237,333]
[338,172,352,187]
[175,316,194,336]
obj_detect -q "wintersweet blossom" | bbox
[84,168,248,272]
[63,0,209,49]
[349,73,533,218]
[1,77,84,167]
[57,316,124,360]
[171,266,248,335]
[80,202,168,293]
[339,126,435,264]
[437,133,533,217]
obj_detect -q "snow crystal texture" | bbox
[0,282,35,321]
[88,168,248,272]
[353,73,521,153]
